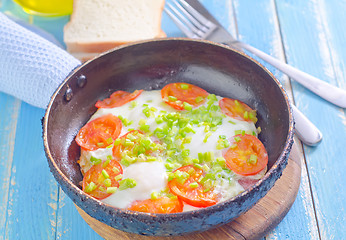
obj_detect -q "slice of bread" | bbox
[64,0,166,60]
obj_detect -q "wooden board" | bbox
[75,148,301,240]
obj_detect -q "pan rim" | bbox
[43,38,294,231]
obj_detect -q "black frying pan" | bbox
[43,39,294,236]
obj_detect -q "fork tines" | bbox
[164,0,217,39]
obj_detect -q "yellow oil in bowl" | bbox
[13,0,73,17]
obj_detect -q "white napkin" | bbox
[0,13,81,109]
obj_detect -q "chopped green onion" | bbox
[230,144,237,149]
[124,139,134,147]
[139,124,150,133]
[234,136,241,142]
[194,163,203,169]
[90,156,102,165]
[168,96,177,102]
[151,191,159,200]
[198,152,205,162]
[121,155,136,167]
[119,178,137,190]
[207,94,218,102]
[195,96,204,103]
[102,169,110,179]
[202,164,210,172]
[181,149,190,157]
[205,151,214,162]
[102,159,110,168]
[112,167,120,174]
[192,158,199,164]
[104,178,112,187]
[146,156,157,162]
[114,174,122,181]
[189,182,199,188]
[180,83,189,90]
[244,111,249,120]
[114,138,121,146]
[248,154,258,164]
[234,130,242,135]
[249,112,258,123]
[203,132,212,143]
[155,116,163,124]
[257,126,262,134]
[129,101,138,109]
[85,182,97,193]
[106,187,118,194]
[216,157,226,166]
[183,102,192,111]
[187,167,195,176]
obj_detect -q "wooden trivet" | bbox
[76,144,301,240]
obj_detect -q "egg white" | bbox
[79,90,264,211]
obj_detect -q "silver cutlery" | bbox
[165,0,323,146]
[165,0,346,109]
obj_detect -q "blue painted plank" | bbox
[231,0,320,239]
[2,103,58,240]
[55,190,103,240]
[275,0,346,238]
[319,0,346,90]
[0,94,21,239]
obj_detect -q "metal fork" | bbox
[165,0,346,109]
[165,0,323,146]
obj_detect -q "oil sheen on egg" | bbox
[80,90,258,211]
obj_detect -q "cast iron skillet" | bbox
[43,38,294,236]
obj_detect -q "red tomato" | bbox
[82,159,123,200]
[168,165,218,207]
[219,98,257,123]
[75,114,122,151]
[127,196,183,214]
[161,83,209,110]
[224,134,268,176]
[95,90,143,108]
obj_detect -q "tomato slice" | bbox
[127,196,183,214]
[224,134,268,176]
[82,159,123,200]
[76,114,122,151]
[161,83,209,110]
[95,90,143,108]
[168,165,218,207]
[219,98,257,123]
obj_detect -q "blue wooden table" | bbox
[1,0,345,239]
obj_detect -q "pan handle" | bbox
[0,13,81,109]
